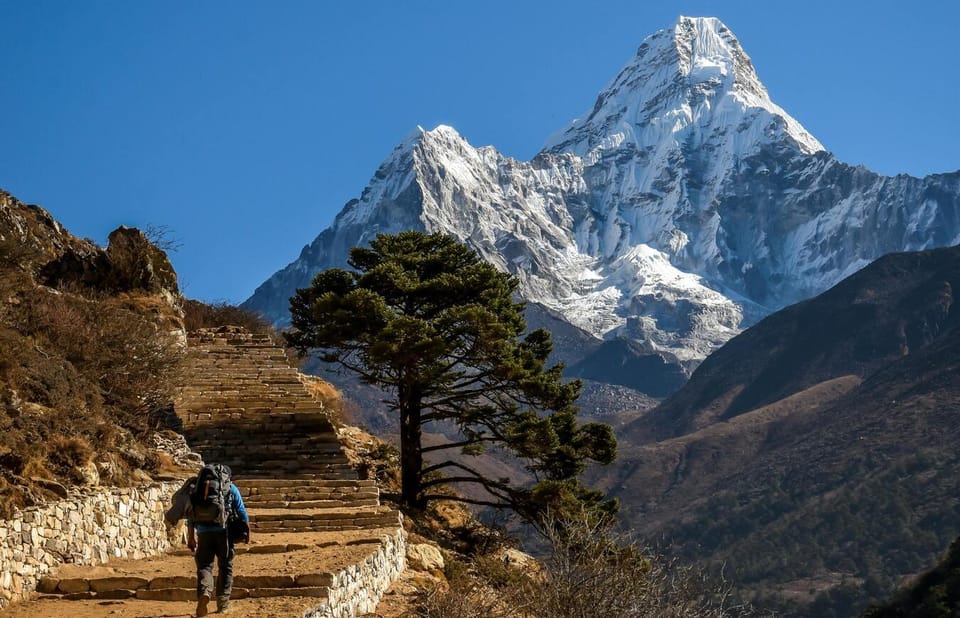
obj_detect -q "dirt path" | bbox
[0,529,397,618]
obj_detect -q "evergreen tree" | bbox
[286,231,617,524]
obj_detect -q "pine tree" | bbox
[286,231,617,524]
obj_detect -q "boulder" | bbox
[406,543,444,572]
[497,548,537,571]
[104,226,178,297]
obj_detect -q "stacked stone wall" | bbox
[0,480,180,609]
[305,526,407,618]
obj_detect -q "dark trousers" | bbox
[195,531,234,602]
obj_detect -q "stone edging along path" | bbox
[0,327,406,617]
[0,481,182,609]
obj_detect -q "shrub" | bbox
[11,287,183,434]
[417,511,751,618]
[183,299,272,333]
[0,282,184,516]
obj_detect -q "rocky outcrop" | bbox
[0,189,180,306]
[0,190,100,283]
[40,226,180,303]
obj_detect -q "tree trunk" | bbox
[398,383,424,510]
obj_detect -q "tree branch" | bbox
[420,437,496,454]
[420,494,511,509]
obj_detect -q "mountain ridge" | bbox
[245,16,960,395]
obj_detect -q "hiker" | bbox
[186,464,249,616]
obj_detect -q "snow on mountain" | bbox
[544,16,823,158]
[245,16,960,390]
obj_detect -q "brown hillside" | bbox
[597,245,960,617]
[0,188,184,517]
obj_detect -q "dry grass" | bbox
[182,299,272,333]
[0,285,184,517]
[416,512,753,618]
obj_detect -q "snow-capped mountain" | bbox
[245,16,960,389]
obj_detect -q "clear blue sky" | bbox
[1,1,957,302]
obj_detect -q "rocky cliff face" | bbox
[245,16,960,391]
[0,189,180,301]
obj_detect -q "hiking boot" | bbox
[217,598,231,613]
[195,593,210,617]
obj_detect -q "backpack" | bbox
[189,463,232,527]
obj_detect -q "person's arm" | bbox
[231,484,249,523]
[187,522,196,551]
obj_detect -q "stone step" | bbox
[244,481,380,502]
[193,446,343,455]
[182,374,295,381]
[234,468,359,481]
[180,414,329,423]
[180,412,333,426]
[186,428,339,438]
[241,483,379,500]
[243,498,381,509]
[40,585,330,602]
[179,382,304,390]
[191,465,354,477]
[187,448,345,460]
[185,358,294,365]
[195,468,354,480]
[248,507,398,526]
[182,416,333,427]
[239,484,377,500]
[191,443,341,453]
[187,431,341,442]
[250,515,400,533]
[183,403,326,414]
[242,486,379,499]
[178,394,304,401]
[181,373,304,382]
[218,470,360,482]
[186,433,340,444]
[186,444,345,456]
[184,398,320,407]
[38,572,335,597]
[239,479,376,488]
[251,520,399,533]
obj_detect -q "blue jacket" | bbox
[190,483,248,534]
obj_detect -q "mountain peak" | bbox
[401,124,464,151]
[670,16,759,92]
[543,16,823,157]
[245,16,959,378]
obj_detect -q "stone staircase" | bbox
[177,328,402,539]
[2,327,406,617]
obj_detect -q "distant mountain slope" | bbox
[595,245,960,616]
[628,246,960,441]
[245,16,960,398]
[865,537,960,617]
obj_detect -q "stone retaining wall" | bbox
[0,480,181,609]
[306,526,407,618]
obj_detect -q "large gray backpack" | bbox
[188,463,232,527]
